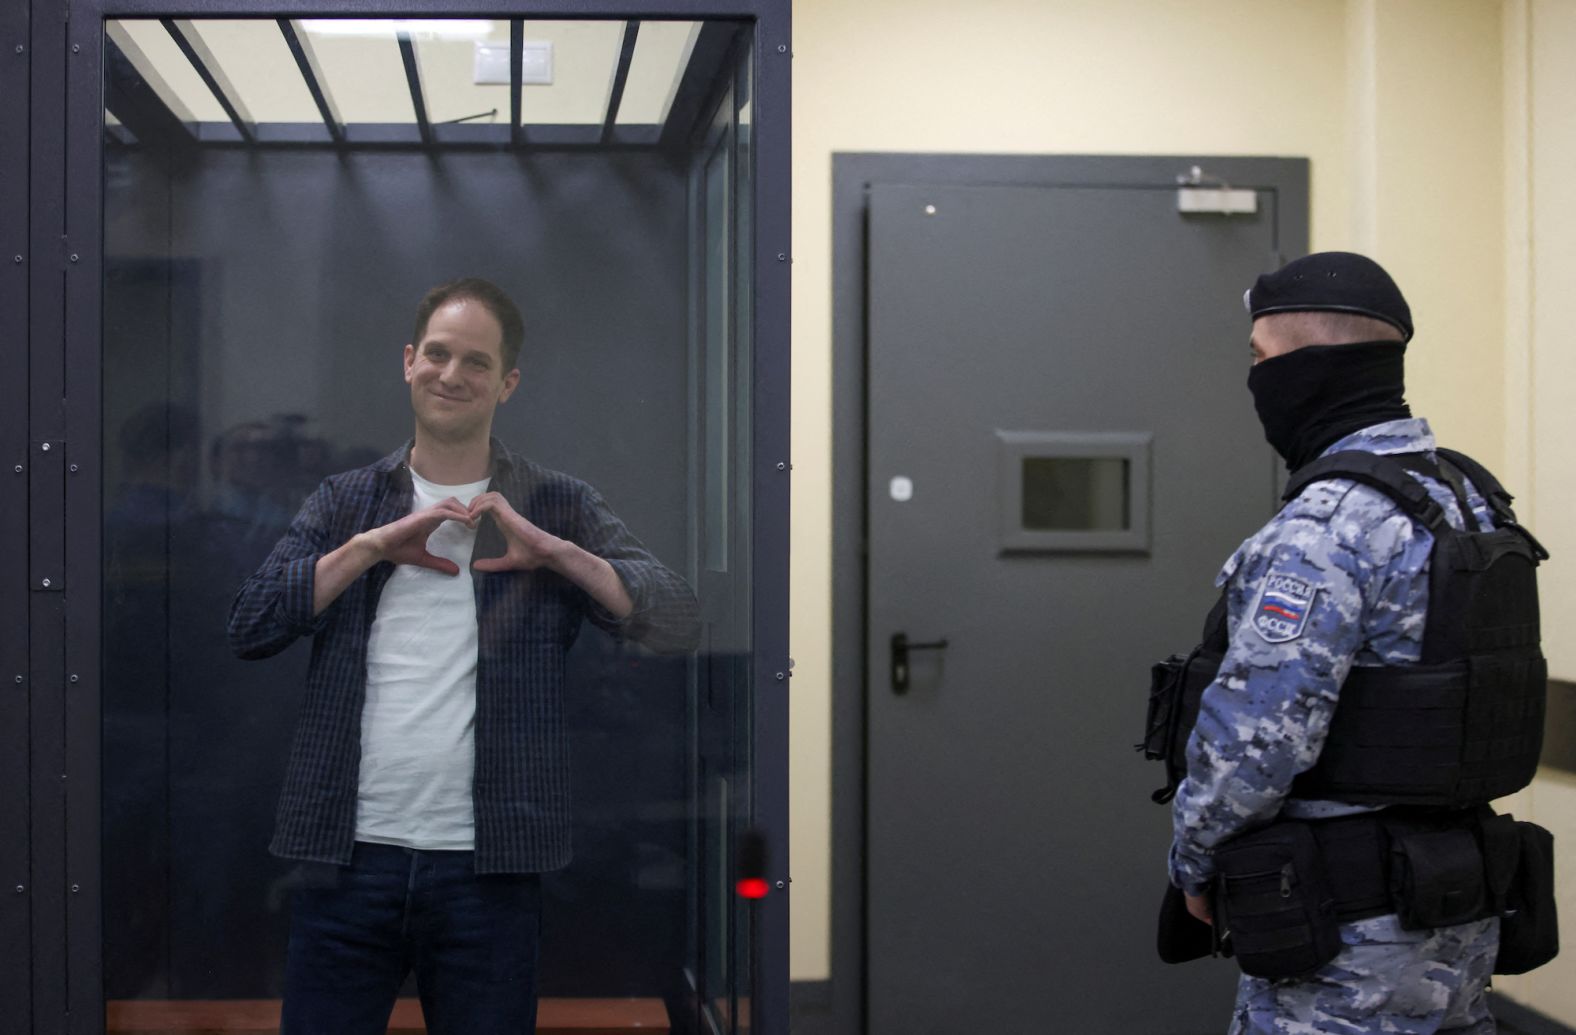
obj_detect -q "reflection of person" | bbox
[209,417,333,539]
[103,402,201,996]
[110,403,200,531]
[210,420,296,530]
[228,278,699,1033]
[1164,254,1547,1032]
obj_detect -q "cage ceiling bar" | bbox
[396,29,432,146]
[278,19,345,144]
[658,20,736,151]
[601,20,639,144]
[161,18,255,143]
[509,18,524,146]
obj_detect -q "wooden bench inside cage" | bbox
[105,997,670,1034]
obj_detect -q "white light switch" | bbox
[473,40,553,86]
[521,41,553,85]
[473,43,510,84]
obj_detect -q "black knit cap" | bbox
[1244,251,1413,341]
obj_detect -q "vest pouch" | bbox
[1388,827,1486,930]
[1495,821,1559,974]
[1214,822,1341,979]
[1143,647,1219,804]
[1143,654,1187,762]
[1478,812,1520,912]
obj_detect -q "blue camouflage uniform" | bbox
[1169,417,1500,1035]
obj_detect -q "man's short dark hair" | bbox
[413,278,525,371]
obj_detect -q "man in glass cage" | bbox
[230,277,699,1034]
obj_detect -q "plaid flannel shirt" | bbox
[228,439,700,872]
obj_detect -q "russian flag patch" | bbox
[1252,571,1318,643]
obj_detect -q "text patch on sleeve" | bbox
[1252,570,1318,643]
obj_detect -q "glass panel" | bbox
[107,20,225,122]
[996,430,1151,554]
[294,20,413,124]
[618,22,702,125]
[683,41,753,1035]
[108,18,670,131]
[405,20,625,127]
[729,42,754,1035]
[101,17,757,1035]
[405,19,513,126]
[511,21,624,125]
[178,21,320,123]
[703,137,730,573]
[1021,457,1131,531]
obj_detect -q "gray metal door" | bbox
[866,180,1282,1033]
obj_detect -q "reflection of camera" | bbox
[206,414,349,535]
[211,414,332,493]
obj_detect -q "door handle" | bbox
[890,632,949,694]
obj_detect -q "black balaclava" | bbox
[1243,252,1415,471]
[1247,341,1410,471]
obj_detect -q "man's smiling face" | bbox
[404,299,521,446]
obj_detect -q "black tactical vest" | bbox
[1143,448,1548,809]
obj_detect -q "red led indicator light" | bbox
[736,878,769,900]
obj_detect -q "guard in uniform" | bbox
[1148,252,1556,1034]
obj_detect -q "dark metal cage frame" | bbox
[2,1,790,1032]
[105,12,755,153]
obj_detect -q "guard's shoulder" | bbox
[1257,476,1417,570]
[1277,477,1357,523]
[1283,475,1416,528]
[1277,475,1422,575]
[1326,477,1413,530]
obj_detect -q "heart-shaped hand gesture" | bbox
[363,497,475,576]
[468,492,563,573]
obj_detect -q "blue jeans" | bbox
[281,842,541,1035]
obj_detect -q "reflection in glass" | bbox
[684,39,754,1034]
[1022,457,1131,531]
[106,20,224,122]
[396,20,624,126]
[108,17,705,137]
[618,22,702,125]
[704,136,731,573]
[728,45,755,1034]
[172,21,321,123]
[294,21,413,124]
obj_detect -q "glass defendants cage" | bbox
[0,1,790,1033]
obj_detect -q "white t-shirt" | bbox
[354,469,490,850]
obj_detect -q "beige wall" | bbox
[1525,0,1576,682]
[1366,0,1505,468]
[791,3,1572,1026]
[792,0,1345,981]
[1491,0,1576,1026]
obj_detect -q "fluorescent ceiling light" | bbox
[303,19,494,39]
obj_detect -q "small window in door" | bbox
[996,431,1151,553]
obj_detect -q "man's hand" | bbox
[468,492,635,619]
[362,497,475,576]
[312,498,473,615]
[467,492,564,573]
[1185,891,1213,926]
